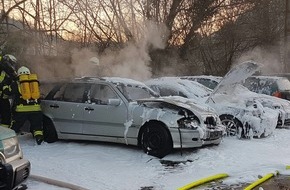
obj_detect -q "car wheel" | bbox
[219,115,243,137]
[141,124,172,158]
[43,116,58,143]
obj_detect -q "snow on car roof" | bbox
[146,77,212,99]
[102,77,149,87]
[74,76,149,88]
[248,75,288,81]
[181,75,222,82]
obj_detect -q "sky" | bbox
[18,128,290,190]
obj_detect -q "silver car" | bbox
[41,77,224,158]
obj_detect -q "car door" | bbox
[82,83,128,138]
[42,83,91,134]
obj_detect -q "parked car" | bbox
[243,76,290,101]
[181,75,290,128]
[41,77,225,158]
[146,61,283,138]
[0,126,30,190]
[146,77,279,138]
[180,75,222,90]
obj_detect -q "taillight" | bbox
[272,91,282,98]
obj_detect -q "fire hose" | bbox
[29,174,89,190]
[243,171,279,190]
[177,173,229,190]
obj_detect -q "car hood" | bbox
[136,96,217,116]
[207,61,260,103]
[0,126,16,140]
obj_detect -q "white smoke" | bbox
[234,46,282,74]
[69,21,168,81]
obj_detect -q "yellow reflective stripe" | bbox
[34,130,43,136]
[0,124,10,128]
[3,85,11,90]
[0,71,5,82]
[16,104,41,112]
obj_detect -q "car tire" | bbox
[140,124,173,159]
[43,117,58,143]
[219,115,244,137]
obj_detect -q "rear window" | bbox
[243,78,278,95]
[244,77,290,95]
[277,78,290,91]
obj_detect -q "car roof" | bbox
[181,75,222,82]
[73,76,150,88]
[247,75,289,81]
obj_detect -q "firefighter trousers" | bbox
[11,111,43,134]
[0,99,11,126]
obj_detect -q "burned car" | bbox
[41,77,225,158]
[146,61,280,138]
[0,126,30,190]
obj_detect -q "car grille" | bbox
[284,119,290,126]
[14,162,30,187]
[277,119,290,128]
[205,131,222,140]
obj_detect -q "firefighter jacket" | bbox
[10,80,42,112]
[0,69,13,99]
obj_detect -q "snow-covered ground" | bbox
[19,128,290,190]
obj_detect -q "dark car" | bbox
[243,76,290,101]
[0,126,30,190]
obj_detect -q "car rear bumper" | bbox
[0,159,30,190]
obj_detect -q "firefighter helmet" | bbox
[17,66,31,76]
[0,54,17,78]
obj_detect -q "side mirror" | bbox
[108,99,121,106]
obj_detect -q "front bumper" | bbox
[171,128,203,149]
[202,130,224,145]
[0,159,30,190]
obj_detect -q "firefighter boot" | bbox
[34,130,44,145]
[35,135,43,145]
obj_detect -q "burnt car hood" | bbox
[136,97,216,116]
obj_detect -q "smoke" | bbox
[234,46,282,74]
[68,21,168,81]
[70,48,100,77]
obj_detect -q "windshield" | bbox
[117,84,158,101]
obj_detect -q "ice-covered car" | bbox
[146,61,281,138]
[41,77,225,158]
[181,75,290,128]
[0,126,30,190]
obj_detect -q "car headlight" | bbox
[3,137,20,159]
[178,117,200,129]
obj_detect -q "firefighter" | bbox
[0,54,17,127]
[10,66,44,145]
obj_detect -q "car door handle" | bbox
[85,107,94,111]
[50,104,59,108]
